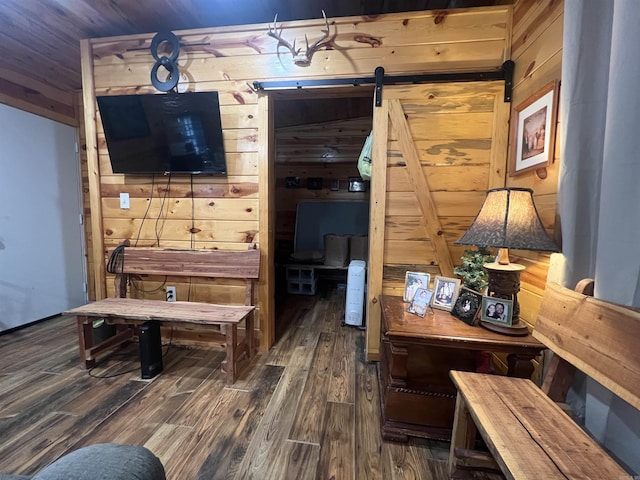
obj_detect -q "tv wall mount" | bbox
[150,31,181,92]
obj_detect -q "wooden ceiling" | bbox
[0,0,510,97]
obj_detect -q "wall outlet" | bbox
[166,286,176,302]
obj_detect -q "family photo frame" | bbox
[509,80,559,176]
[451,287,483,325]
[480,296,514,327]
[407,288,433,317]
[430,276,461,312]
[403,271,431,302]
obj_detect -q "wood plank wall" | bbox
[381,81,510,295]
[0,76,76,127]
[80,6,513,352]
[495,0,564,376]
[364,80,511,356]
[274,116,371,250]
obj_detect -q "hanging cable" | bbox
[155,173,171,247]
[130,276,167,294]
[106,244,126,274]
[88,329,175,379]
[190,174,195,249]
[134,174,156,247]
[189,174,195,301]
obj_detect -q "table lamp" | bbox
[455,187,559,335]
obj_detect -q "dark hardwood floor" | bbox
[0,287,473,479]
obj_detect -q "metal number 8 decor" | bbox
[150,31,181,92]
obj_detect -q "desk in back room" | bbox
[378,295,545,442]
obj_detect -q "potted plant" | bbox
[454,246,493,293]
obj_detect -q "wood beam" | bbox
[365,98,389,360]
[258,93,275,350]
[80,39,107,300]
[388,99,455,277]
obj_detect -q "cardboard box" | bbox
[350,235,368,262]
[324,234,349,267]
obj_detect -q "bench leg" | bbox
[224,324,238,385]
[77,315,95,369]
[246,312,255,360]
[448,391,476,477]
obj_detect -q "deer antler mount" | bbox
[268,10,332,66]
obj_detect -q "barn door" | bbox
[365,82,510,358]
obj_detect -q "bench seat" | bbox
[65,243,261,385]
[448,280,640,479]
[67,298,256,385]
[69,298,254,325]
[449,371,628,479]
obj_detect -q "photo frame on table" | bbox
[451,287,483,325]
[509,80,559,176]
[403,271,431,302]
[430,276,461,312]
[480,296,514,327]
[407,288,433,317]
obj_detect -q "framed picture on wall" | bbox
[348,177,368,192]
[509,80,559,176]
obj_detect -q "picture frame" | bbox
[509,80,559,176]
[285,176,300,188]
[348,176,367,192]
[403,271,431,302]
[430,276,461,312]
[407,288,433,317]
[480,296,514,327]
[451,287,483,326]
[307,177,323,190]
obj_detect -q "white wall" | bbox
[0,103,86,332]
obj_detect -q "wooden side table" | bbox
[378,295,545,442]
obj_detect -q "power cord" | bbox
[88,330,174,379]
[87,347,139,378]
[130,276,167,294]
[134,174,156,247]
[190,174,195,249]
[154,173,171,246]
[106,244,126,274]
[189,174,195,301]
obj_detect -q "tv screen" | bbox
[97,92,227,175]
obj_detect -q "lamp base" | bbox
[483,261,529,336]
[480,320,529,336]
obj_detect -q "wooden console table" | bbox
[378,295,545,442]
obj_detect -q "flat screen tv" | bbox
[96,92,227,175]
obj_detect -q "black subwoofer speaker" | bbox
[138,321,163,379]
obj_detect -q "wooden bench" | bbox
[448,280,639,479]
[64,243,260,384]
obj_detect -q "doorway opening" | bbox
[270,88,374,342]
